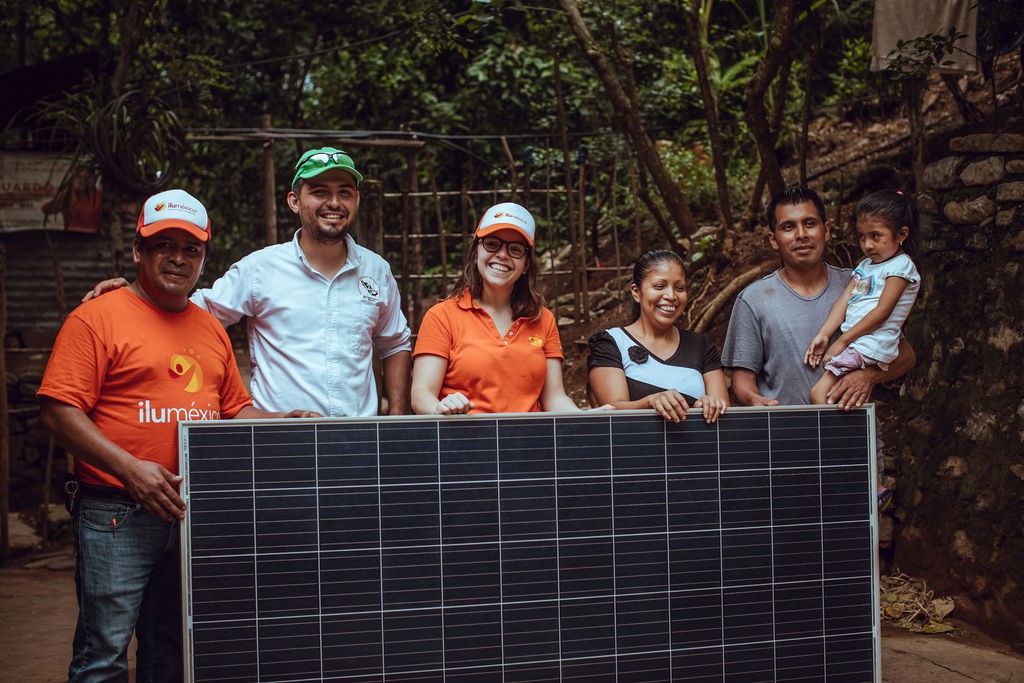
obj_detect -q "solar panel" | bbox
[180,406,880,682]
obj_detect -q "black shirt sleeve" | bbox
[698,332,724,373]
[587,329,624,371]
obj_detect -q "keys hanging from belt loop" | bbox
[64,478,79,514]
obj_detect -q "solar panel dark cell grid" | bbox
[181,407,879,682]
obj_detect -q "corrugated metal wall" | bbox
[1,220,135,348]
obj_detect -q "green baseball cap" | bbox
[291,147,364,187]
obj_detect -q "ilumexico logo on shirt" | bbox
[169,351,204,393]
[136,350,220,424]
[358,276,380,303]
[137,401,222,423]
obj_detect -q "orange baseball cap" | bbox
[475,202,536,247]
[136,189,211,242]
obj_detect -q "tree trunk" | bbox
[744,0,798,200]
[636,169,682,254]
[799,11,823,185]
[110,0,157,97]
[557,0,697,240]
[905,81,926,191]
[685,0,733,231]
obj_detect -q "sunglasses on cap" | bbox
[479,236,529,259]
[291,148,364,186]
[295,151,347,169]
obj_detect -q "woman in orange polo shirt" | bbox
[411,202,580,414]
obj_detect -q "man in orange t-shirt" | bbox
[38,188,317,683]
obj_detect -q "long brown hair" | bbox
[448,238,545,321]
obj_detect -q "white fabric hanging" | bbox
[871,0,980,74]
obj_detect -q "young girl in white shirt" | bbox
[805,190,921,404]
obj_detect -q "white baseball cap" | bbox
[136,189,211,242]
[475,202,536,247]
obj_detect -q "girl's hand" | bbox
[694,394,727,424]
[824,342,846,363]
[435,392,474,415]
[805,334,829,368]
[645,389,690,423]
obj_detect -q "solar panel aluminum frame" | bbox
[179,405,880,682]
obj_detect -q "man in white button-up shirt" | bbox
[86,148,412,417]
[193,147,411,417]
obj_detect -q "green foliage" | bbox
[1,0,888,263]
[826,37,895,111]
[657,137,755,224]
[884,27,969,83]
[690,232,718,263]
[645,47,759,131]
[660,142,718,214]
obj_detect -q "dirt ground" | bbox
[3,541,1022,682]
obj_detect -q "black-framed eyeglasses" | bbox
[295,151,349,170]
[479,236,529,259]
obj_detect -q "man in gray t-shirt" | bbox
[722,185,915,409]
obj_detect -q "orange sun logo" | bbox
[169,353,203,393]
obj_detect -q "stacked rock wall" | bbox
[896,133,1024,649]
[5,351,67,510]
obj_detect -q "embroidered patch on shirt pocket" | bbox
[350,301,379,356]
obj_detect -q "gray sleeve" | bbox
[721,294,763,374]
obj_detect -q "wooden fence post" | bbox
[406,148,423,328]
[577,157,590,324]
[554,52,582,322]
[0,243,9,564]
[361,179,384,255]
[262,113,278,245]
[425,153,448,292]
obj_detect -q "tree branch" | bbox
[694,261,776,333]
[744,0,798,200]
[557,0,697,239]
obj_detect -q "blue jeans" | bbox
[69,497,182,683]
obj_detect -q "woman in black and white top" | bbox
[588,249,729,423]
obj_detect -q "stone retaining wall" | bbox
[6,351,67,510]
[896,133,1024,649]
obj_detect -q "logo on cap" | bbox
[155,203,166,212]
[167,202,199,215]
[495,211,527,225]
